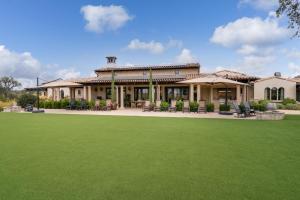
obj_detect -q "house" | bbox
[254,72,300,102]
[37,56,261,109]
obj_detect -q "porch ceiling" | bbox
[177,75,248,86]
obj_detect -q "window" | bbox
[278,87,284,100]
[264,87,270,100]
[271,87,278,100]
[165,87,189,102]
[175,69,180,75]
[134,87,149,101]
[106,88,112,99]
[60,90,64,99]
[217,88,236,100]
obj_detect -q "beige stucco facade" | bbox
[254,77,296,101]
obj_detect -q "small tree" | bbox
[0,76,21,99]
[17,93,37,108]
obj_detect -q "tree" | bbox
[276,0,300,37]
[16,93,36,108]
[0,76,21,99]
[148,68,153,103]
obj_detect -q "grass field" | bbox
[0,113,299,200]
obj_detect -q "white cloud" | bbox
[80,4,133,33]
[127,39,165,54]
[55,68,81,80]
[210,16,289,48]
[241,54,275,70]
[239,0,278,11]
[288,62,300,76]
[0,44,82,88]
[284,49,300,59]
[175,48,197,63]
[166,39,183,49]
[0,45,41,79]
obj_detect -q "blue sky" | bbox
[0,0,300,87]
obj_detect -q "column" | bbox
[83,86,87,100]
[157,85,161,101]
[130,86,134,102]
[161,86,165,101]
[197,85,201,102]
[120,85,124,109]
[243,85,247,102]
[88,86,92,101]
[116,86,119,108]
[152,85,155,102]
[236,85,241,104]
[210,86,213,103]
[189,84,194,102]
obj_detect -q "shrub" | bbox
[160,101,169,111]
[0,107,3,112]
[53,101,62,109]
[282,98,296,105]
[88,100,95,110]
[17,93,37,108]
[61,99,70,109]
[176,100,183,111]
[39,100,45,108]
[206,103,214,112]
[219,104,231,111]
[190,101,199,112]
[44,100,53,109]
[285,103,300,110]
[277,103,285,109]
[99,100,106,109]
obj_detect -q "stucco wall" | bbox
[254,77,296,100]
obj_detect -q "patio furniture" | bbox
[168,100,176,112]
[105,99,112,111]
[78,100,89,110]
[66,101,77,110]
[183,100,190,113]
[94,100,100,111]
[143,100,151,112]
[154,100,161,112]
[25,104,33,112]
[198,101,206,113]
[232,102,244,118]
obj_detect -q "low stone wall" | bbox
[256,111,285,120]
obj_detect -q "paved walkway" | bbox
[43,109,257,120]
[280,110,300,115]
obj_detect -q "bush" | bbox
[277,103,285,109]
[206,103,214,112]
[88,100,95,110]
[0,107,3,112]
[285,103,300,110]
[282,98,296,105]
[39,100,45,108]
[99,100,106,109]
[53,101,62,109]
[160,101,169,111]
[190,101,199,112]
[176,100,183,111]
[44,100,53,109]
[219,104,231,111]
[61,99,70,109]
[17,93,37,108]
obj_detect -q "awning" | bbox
[39,80,83,88]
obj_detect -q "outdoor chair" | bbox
[198,101,206,113]
[232,102,244,118]
[104,99,112,111]
[66,101,76,110]
[183,100,190,113]
[154,100,161,112]
[168,100,176,112]
[94,100,100,111]
[143,100,151,112]
[25,104,33,112]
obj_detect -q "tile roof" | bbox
[95,63,200,72]
[215,70,259,81]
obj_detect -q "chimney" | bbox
[274,72,281,77]
[106,56,117,64]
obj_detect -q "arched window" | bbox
[60,90,64,99]
[271,87,277,100]
[264,87,270,100]
[278,87,284,100]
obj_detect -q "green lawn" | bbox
[0,113,299,200]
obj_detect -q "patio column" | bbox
[210,86,213,103]
[116,86,119,108]
[130,86,134,102]
[189,84,194,102]
[243,85,247,102]
[83,86,87,100]
[236,85,241,104]
[161,86,165,101]
[157,85,161,101]
[197,85,201,102]
[152,85,155,102]
[88,86,92,101]
[120,85,124,109]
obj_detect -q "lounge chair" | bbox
[198,101,206,113]
[182,100,190,113]
[168,100,176,112]
[143,100,151,112]
[66,101,77,110]
[232,102,244,118]
[154,100,161,112]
